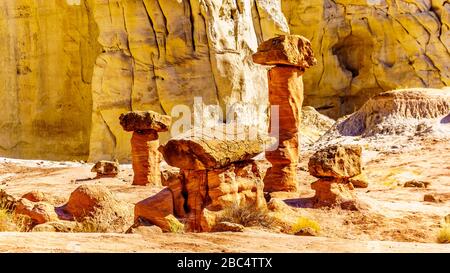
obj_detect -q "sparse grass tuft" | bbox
[0,208,13,231]
[290,216,321,235]
[218,204,276,228]
[1,190,32,232]
[437,224,450,244]
[166,215,185,233]
[0,206,32,232]
[13,214,33,232]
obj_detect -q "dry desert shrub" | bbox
[437,226,450,243]
[437,224,450,244]
[0,206,32,232]
[0,208,13,231]
[218,203,276,228]
[290,216,321,235]
[167,215,185,233]
[13,214,33,232]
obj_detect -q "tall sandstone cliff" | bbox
[0,0,99,160]
[283,0,449,117]
[0,0,289,161]
[87,0,288,161]
[0,0,448,161]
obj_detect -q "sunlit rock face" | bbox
[0,0,448,161]
[0,0,288,161]
[85,0,289,162]
[0,0,100,160]
[282,0,449,118]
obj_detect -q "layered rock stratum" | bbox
[283,0,450,118]
[0,0,288,161]
[315,87,450,151]
[0,0,448,161]
[0,0,98,160]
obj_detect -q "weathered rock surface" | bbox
[267,198,293,213]
[91,160,119,178]
[263,164,299,193]
[160,125,269,170]
[119,110,170,186]
[1,1,448,161]
[213,222,245,232]
[252,35,317,68]
[262,65,305,192]
[15,198,59,225]
[161,169,184,187]
[162,170,186,218]
[130,130,161,186]
[184,161,266,232]
[118,113,162,185]
[300,106,335,146]
[283,0,450,118]
[404,180,431,188]
[134,160,265,232]
[0,0,288,162]
[309,144,363,210]
[308,144,362,178]
[134,188,174,231]
[0,0,98,161]
[319,88,450,144]
[311,178,358,210]
[62,185,130,220]
[87,0,289,162]
[423,193,443,203]
[295,227,319,237]
[32,221,76,232]
[133,188,185,232]
[348,173,369,189]
[119,111,171,132]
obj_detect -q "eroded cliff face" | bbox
[0,0,99,160]
[282,0,449,118]
[86,0,289,161]
[0,0,288,161]
[0,0,448,161]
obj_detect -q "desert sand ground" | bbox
[0,137,449,253]
[1,229,449,253]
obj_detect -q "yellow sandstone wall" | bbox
[0,0,100,160]
[86,0,289,162]
[0,0,448,161]
[0,0,289,161]
[282,0,449,118]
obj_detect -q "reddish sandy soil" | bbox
[0,138,449,252]
[1,229,449,253]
